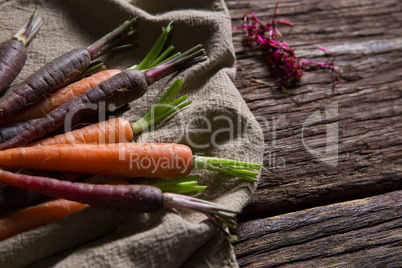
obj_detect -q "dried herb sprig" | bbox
[233,3,342,91]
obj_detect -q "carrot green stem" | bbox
[163,192,239,239]
[105,43,137,55]
[151,175,207,194]
[127,23,178,72]
[134,22,173,70]
[131,79,191,135]
[132,47,179,72]
[13,9,43,46]
[144,44,207,83]
[148,46,177,70]
[192,156,261,182]
[86,17,137,59]
[81,60,107,78]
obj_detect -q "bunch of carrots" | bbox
[0,9,261,242]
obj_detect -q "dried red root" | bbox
[233,3,342,91]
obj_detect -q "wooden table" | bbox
[226,0,402,266]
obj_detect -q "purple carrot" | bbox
[0,44,207,150]
[0,112,99,143]
[0,119,37,142]
[0,169,238,238]
[0,170,85,215]
[0,9,42,94]
[0,17,136,120]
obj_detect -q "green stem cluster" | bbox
[193,156,261,182]
[131,79,191,135]
[151,175,206,194]
[132,22,177,71]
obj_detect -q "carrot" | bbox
[0,180,129,241]
[0,69,121,126]
[0,17,136,120]
[0,43,206,150]
[0,111,101,142]
[0,80,188,212]
[0,143,260,181]
[0,119,37,142]
[0,81,190,213]
[29,79,191,146]
[0,176,207,241]
[0,170,87,214]
[0,22,177,127]
[0,198,88,241]
[0,169,203,217]
[0,25,177,142]
[0,169,238,238]
[0,9,42,94]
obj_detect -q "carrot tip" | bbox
[13,9,43,46]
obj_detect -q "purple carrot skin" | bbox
[0,17,136,121]
[0,9,42,94]
[0,169,161,212]
[0,185,50,215]
[0,119,38,142]
[0,110,101,143]
[0,169,239,238]
[0,170,86,215]
[0,44,207,150]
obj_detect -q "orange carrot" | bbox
[0,45,205,151]
[29,79,190,146]
[0,69,121,126]
[0,174,207,240]
[0,17,136,121]
[0,179,131,241]
[0,22,177,129]
[0,170,237,239]
[0,198,88,241]
[0,143,194,179]
[29,117,133,146]
[0,143,260,181]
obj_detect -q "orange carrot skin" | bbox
[29,117,133,146]
[0,170,87,214]
[0,143,194,179]
[0,199,88,241]
[0,170,162,212]
[0,69,121,126]
[0,179,129,241]
[0,48,92,120]
[0,69,148,150]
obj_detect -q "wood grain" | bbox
[234,190,402,267]
[226,0,402,266]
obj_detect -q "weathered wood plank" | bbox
[226,0,402,220]
[226,0,402,265]
[233,190,402,267]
